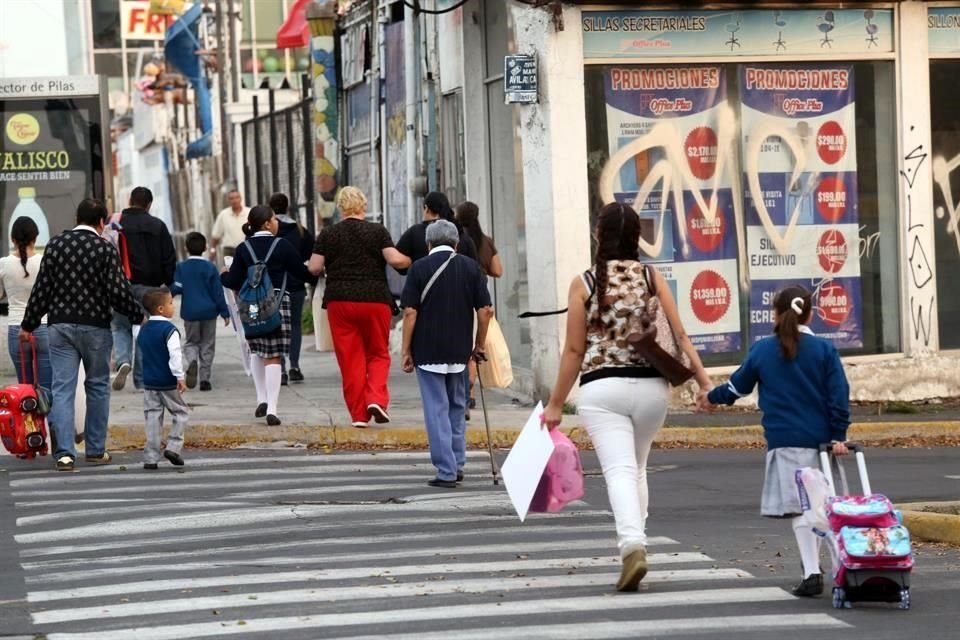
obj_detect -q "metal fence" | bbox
[241,85,315,236]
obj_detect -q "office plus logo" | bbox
[5,113,40,145]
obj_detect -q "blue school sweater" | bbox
[138,319,178,391]
[171,257,230,322]
[708,331,850,450]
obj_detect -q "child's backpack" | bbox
[236,239,287,338]
[529,429,585,513]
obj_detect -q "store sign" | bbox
[740,64,863,348]
[583,9,894,59]
[122,1,177,41]
[603,66,742,355]
[928,8,960,54]
[504,55,538,104]
[0,76,100,99]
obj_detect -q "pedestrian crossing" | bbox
[3,450,850,639]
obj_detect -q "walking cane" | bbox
[474,358,501,485]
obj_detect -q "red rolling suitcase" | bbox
[0,336,50,459]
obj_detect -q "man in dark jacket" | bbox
[270,192,313,385]
[111,186,177,391]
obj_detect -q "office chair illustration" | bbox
[773,11,787,51]
[864,10,879,48]
[726,15,742,50]
[817,11,836,48]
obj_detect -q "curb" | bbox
[899,502,960,546]
[101,419,960,450]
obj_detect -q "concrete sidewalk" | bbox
[84,320,960,449]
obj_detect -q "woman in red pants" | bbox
[309,187,411,427]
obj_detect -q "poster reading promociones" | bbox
[740,64,863,348]
[603,65,741,355]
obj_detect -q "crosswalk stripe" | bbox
[41,599,845,640]
[4,451,494,475]
[18,495,587,544]
[26,549,713,584]
[8,463,495,487]
[28,556,735,603]
[22,530,680,573]
[18,513,622,558]
[326,615,851,640]
[33,584,793,625]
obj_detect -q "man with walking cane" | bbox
[400,220,493,488]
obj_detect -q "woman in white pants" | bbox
[542,202,711,592]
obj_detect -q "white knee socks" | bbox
[265,364,282,416]
[792,516,822,578]
[250,355,267,404]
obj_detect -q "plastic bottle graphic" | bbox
[9,188,50,249]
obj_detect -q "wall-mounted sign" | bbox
[122,0,177,41]
[504,55,538,104]
[0,76,100,99]
[929,8,960,54]
[582,9,894,59]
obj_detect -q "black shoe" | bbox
[163,450,185,466]
[791,574,824,597]
[255,403,267,418]
[143,463,159,470]
[468,397,477,410]
[199,381,212,392]
[457,470,464,482]
[267,414,281,426]
[85,452,112,465]
[367,404,390,424]
[185,361,198,389]
[74,431,84,445]
[281,373,289,386]
[56,456,75,472]
[427,478,458,489]
[465,409,471,422]
[289,368,304,383]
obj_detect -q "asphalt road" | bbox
[0,447,957,640]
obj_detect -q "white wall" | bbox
[0,0,89,77]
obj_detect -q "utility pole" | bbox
[215,0,232,187]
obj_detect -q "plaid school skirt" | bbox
[246,291,291,359]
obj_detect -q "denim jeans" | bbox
[48,324,113,460]
[111,311,142,388]
[285,289,306,371]
[578,377,669,553]
[8,324,52,390]
[415,367,468,481]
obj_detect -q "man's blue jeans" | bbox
[282,289,307,373]
[415,367,468,481]
[111,311,142,388]
[48,324,113,460]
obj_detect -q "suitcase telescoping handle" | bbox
[18,334,40,391]
[818,442,872,497]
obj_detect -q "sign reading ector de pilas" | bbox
[0,76,100,99]
[504,55,538,104]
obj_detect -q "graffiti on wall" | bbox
[309,15,339,202]
[902,129,934,347]
[933,152,960,258]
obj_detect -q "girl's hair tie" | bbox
[790,297,805,315]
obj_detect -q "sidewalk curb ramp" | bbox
[899,502,960,546]
[102,419,960,450]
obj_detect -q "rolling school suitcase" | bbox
[818,443,913,610]
[0,337,50,459]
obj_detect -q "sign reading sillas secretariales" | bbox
[504,55,538,104]
[603,66,742,355]
[740,64,863,349]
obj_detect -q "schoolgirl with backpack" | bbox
[220,206,317,425]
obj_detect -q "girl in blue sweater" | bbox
[701,286,851,598]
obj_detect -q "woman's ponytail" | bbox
[773,286,812,360]
[241,222,253,237]
[243,205,275,237]
[10,216,39,278]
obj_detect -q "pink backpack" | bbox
[529,430,585,513]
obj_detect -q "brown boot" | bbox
[616,546,648,592]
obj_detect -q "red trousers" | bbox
[326,301,392,422]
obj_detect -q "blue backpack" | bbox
[237,239,287,338]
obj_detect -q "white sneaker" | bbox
[351,421,369,429]
[367,404,390,424]
[112,363,131,391]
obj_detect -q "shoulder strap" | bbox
[420,252,457,304]
[263,237,282,263]
[243,241,259,263]
[643,264,657,297]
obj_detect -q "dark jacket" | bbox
[171,257,230,322]
[277,218,314,293]
[220,233,317,293]
[395,220,478,274]
[120,207,177,287]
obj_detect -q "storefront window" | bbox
[584,60,900,362]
